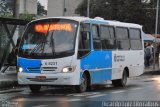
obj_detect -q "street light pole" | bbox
[13,0,20,18]
[63,0,66,16]
[155,0,159,34]
[153,0,159,69]
[87,0,90,17]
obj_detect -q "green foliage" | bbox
[0,12,13,18]
[76,0,158,34]
[0,0,14,17]
[37,1,47,16]
[19,12,37,21]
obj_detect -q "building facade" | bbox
[0,0,37,72]
[0,0,84,72]
[47,0,83,17]
[19,0,37,14]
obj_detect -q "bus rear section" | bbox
[77,19,144,92]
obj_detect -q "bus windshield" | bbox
[18,19,78,59]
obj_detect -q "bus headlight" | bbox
[18,67,23,73]
[62,66,76,73]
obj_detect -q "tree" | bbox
[76,0,157,34]
[0,0,14,17]
[19,12,37,21]
[37,1,47,16]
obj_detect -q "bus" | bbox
[17,17,144,93]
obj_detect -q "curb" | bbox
[0,80,18,90]
[143,70,160,75]
[0,70,18,89]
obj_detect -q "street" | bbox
[1,74,160,107]
[1,0,160,107]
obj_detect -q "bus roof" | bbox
[31,16,142,28]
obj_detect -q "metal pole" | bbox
[155,0,159,34]
[153,0,159,69]
[13,0,20,18]
[87,0,90,17]
[63,0,66,16]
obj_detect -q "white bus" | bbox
[17,17,144,93]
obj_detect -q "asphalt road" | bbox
[1,74,160,107]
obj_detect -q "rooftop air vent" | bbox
[94,17,104,20]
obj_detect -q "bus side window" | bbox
[100,25,116,50]
[116,27,130,50]
[78,24,91,58]
[92,25,101,50]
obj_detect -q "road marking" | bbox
[86,94,106,98]
[66,94,75,96]
[111,90,125,94]
[0,89,24,94]
[14,98,81,102]
[66,98,81,101]
[130,87,143,90]
[32,105,48,107]
[71,94,86,97]
[56,98,81,103]
[146,85,154,88]
[44,93,65,96]
[67,92,100,97]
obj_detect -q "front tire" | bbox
[112,70,128,87]
[29,85,41,93]
[76,74,88,93]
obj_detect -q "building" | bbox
[0,0,84,72]
[19,0,37,14]
[47,0,83,17]
[0,0,37,72]
[0,0,37,17]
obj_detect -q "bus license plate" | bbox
[36,76,46,81]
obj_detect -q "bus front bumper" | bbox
[18,72,80,85]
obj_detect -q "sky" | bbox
[37,0,48,10]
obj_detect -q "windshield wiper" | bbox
[30,23,51,55]
[29,41,46,55]
[50,32,56,56]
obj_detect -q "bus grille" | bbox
[27,67,40,72]
[42,67,57,71]
[27,67,57,72]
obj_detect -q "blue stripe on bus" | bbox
[18,58,41,73]
[80,51,112,84]
[82,20,109,25]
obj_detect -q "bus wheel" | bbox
[112,70,128,87]
[76,74,88,93]
[29,85,41,93]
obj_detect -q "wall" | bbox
[19,0,37,14]
[47,0,83,17]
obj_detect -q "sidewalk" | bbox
[0,65,160,89]
[143,63,160,75]
[0,66,18,90]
